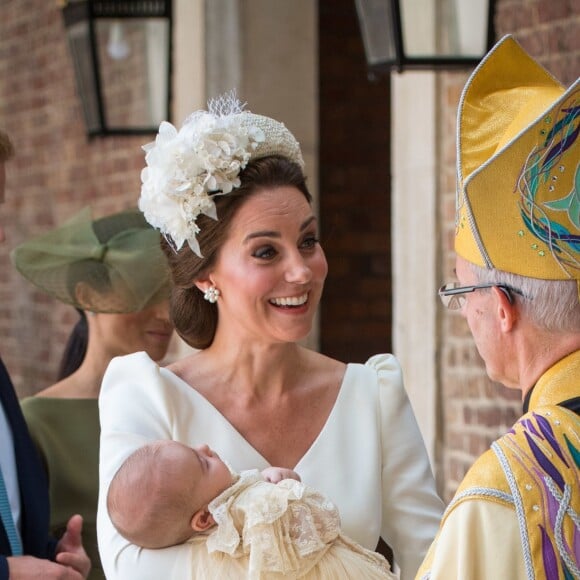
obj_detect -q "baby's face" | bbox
[189,444,233,506]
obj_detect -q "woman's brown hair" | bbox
[162,155,312,348]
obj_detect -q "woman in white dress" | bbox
[97,95,444,580]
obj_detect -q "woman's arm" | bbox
[97,353,196,580]
[370,354,444,580]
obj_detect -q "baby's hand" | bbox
[262,467,301,484]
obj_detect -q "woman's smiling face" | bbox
[206,186,328,345]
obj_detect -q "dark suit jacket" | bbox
[0,358,56,578]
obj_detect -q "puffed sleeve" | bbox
[367,354,444,580]
[97,352,200,580]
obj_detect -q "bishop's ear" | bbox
[493,286,517,332]
[191,507,215,532]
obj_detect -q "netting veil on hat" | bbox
[11,208,171,314]
[138,92,305,257]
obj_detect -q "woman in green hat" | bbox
[12,208,174,580]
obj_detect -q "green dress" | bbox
[20,397,103,580]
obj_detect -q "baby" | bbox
[107,440,396,579]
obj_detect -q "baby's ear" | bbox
[191,508,215,532]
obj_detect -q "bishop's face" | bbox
[455,256,511,386]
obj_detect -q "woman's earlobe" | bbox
[74,281,97,312]
[193,276,213,296]
[194,277,221,303]
[193,281,207,295]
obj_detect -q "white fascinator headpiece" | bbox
[138,92,304,257]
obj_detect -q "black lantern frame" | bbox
[61,0,172,137]
[355,0,496,74]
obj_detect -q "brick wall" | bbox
[438,0,580,500]
[0,0,149,396]
[318,0,393,363]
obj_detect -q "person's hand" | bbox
[7,555,86,579]
[55,514,92,578]
[262,466,301,484]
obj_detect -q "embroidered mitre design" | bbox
[492,406,580,579]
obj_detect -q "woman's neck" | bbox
[175,339,309,398]
[36,345,112,399]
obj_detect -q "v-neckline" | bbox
[158,362,354,470]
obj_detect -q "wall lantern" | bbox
[60,0,172,137]
[355,0,496,74]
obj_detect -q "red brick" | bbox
[538,0,571,22]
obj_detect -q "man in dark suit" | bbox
[0,129,90,578]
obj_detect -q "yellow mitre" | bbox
[455,35,580,287]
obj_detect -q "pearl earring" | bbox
[203,286,220,303]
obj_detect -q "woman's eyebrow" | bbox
[245,230,279,242]
[243,216,317,243]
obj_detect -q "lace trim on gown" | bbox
[206,470,395,579]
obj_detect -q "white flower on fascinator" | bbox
[139,92,304,257]
[138,94,266,257]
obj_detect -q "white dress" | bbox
[97,352,443,580]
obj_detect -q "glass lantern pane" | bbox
[355,0,397,66]
[65,19,101,134]
[400,0,489,58]
[94,18,170,130]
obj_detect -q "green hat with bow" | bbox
[11,207,171,313]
